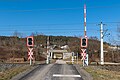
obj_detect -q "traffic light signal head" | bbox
[27,36,34,47]
[81,37,88,47]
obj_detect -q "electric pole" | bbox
[99,22,105,65]
[46,36,50,64]
[47,36,50,54]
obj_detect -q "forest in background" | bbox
[0,34,119,63]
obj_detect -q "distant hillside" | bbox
[0,35,119,63]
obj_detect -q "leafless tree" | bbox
[117,27,120,40]
[107,26,120,62]
[13,31,23,38]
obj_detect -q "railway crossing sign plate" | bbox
[28,48,33,60]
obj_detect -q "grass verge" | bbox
[0,65,31,80]
[84,66,120,80]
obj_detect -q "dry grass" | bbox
[84,66,120,80]
[0,65,31,80]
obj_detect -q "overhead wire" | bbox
[0,4,119,36]
[0,22,119,27]
[0,5,120,12]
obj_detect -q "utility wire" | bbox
[0,29,116,32]
[0,5,120,12]
[0,22,119,27]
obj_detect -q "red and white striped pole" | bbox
[84,4,87,37]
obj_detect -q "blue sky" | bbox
[0,0,120,43]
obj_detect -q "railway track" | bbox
[99,63,120,71]
[90,62,120,71]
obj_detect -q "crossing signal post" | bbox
[81,37,88,66]
[27,36,34,65]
